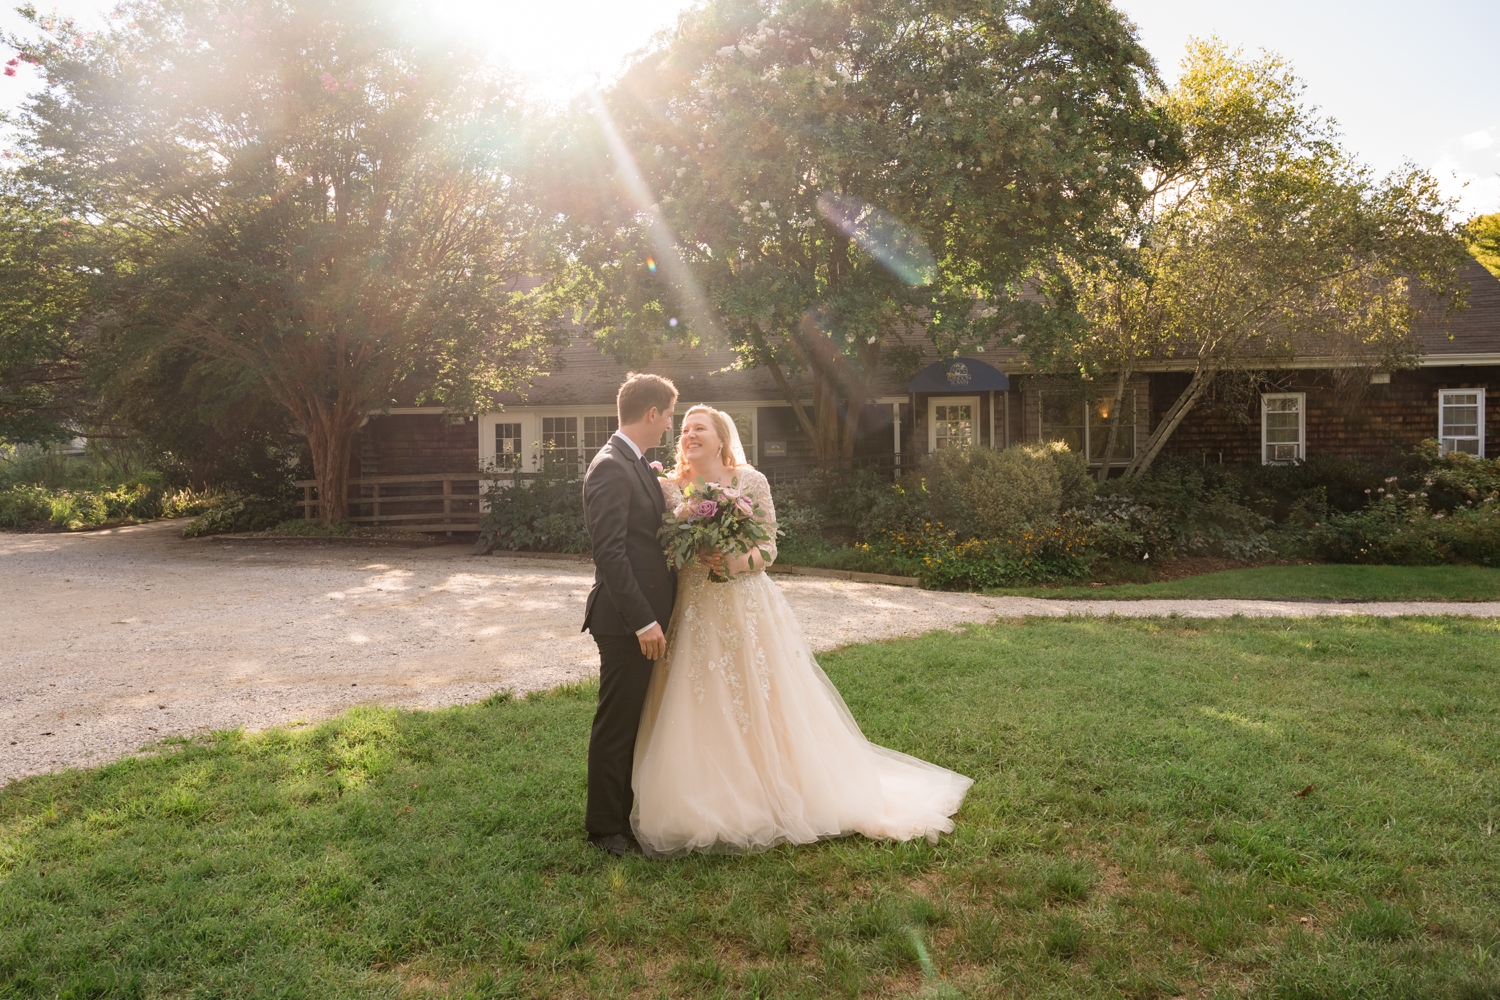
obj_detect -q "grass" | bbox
[988,564,1500,602]
[3,617,1500,997]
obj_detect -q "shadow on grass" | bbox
[3,616,1500,997]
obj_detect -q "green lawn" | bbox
[991,564,1500,602]
[4,617,1500,998]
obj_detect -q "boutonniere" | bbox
[649,460,665,477]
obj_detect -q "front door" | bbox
[928,396,979,452]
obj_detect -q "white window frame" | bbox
[1261,392,1306,465]
[1439,389,1485,456]
[928,396,980,452]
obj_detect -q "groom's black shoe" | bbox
[588,833,643,858]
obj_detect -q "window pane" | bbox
[1263,396,1303,463]
[494,422,523,469]
[541,416,579,468]
[933,403,973,450]
[1089,391,1134,462]
[582,415,619,462]
[1039,394,1084,454]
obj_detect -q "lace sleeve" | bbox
[731,468,778,573]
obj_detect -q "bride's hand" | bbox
[700,548,727,575]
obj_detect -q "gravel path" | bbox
[5,518,1498,784]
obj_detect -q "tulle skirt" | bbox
[631,567,973,857]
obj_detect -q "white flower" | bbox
[1050,107,1058,119]
[944,93,953,106]
[676,167,687,177]
[1147,138,1156,148]
[1012,96,1023,107]
[867,336,877,344]
[716,45,736,58]
[738,43,759,58]
[1012,334,1026,343]
[808,46,823,59]
[1030,94,1040,104]
[759,201,770,210]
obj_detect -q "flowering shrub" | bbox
[1305,490,1500,566]
[865,516,1094,589]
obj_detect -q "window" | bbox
[1038,391,1136,464]
[494,422,523,469]
[1439,390,1485,456]
[541,416,579,468]
[725,412,755,456]
[1089,392,1136,463]
[1261,393,1305,464]
[929,398,977,451]
[583,415,619,463]
[1039,393,1084,454]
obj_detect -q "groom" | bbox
[580,372,678,857]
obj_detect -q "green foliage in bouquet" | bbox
[660,478,774,583]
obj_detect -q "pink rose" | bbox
[674,501,696,522]
[719,487,741,500]
[694,499,718,519]
[735,497,754,516]
[649,460,664,473]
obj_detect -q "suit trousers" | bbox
[585,633,656,837]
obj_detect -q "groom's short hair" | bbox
[617,373,678,425]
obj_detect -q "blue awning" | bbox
[907,357,1010,393]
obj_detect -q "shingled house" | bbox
[338,260,1500,530]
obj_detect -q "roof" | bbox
[476,258,1500,409]
[1413,259,1500,357]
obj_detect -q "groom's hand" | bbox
[638,623,667,660]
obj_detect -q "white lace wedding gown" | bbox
[630,467,973,857]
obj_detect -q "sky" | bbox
[0,0,1495,217]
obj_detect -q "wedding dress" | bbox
[630,465,973,857]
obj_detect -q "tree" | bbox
[561,0,1164,461]
[9,0,557,523]
[1469,212,1500,279]
[1028,40,1470,478]
[0,191,96,445]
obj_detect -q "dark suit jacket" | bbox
[581,436,676,636]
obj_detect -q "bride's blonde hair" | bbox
[673,405,741,479]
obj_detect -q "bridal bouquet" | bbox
[660,478,773,583]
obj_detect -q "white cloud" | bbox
[1431,154,1500,218]
[1461,130,1495,150]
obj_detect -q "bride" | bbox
[631,405,973,857]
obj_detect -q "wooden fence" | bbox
[294,472,528,534]
[297,457,913,534]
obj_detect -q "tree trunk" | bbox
[1123,365,1215,479]
[303,413,357,526]
[1096,368,1130,483]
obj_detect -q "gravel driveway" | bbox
[5,519,1499,784]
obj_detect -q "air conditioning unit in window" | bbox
[1272,444,1298,462]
